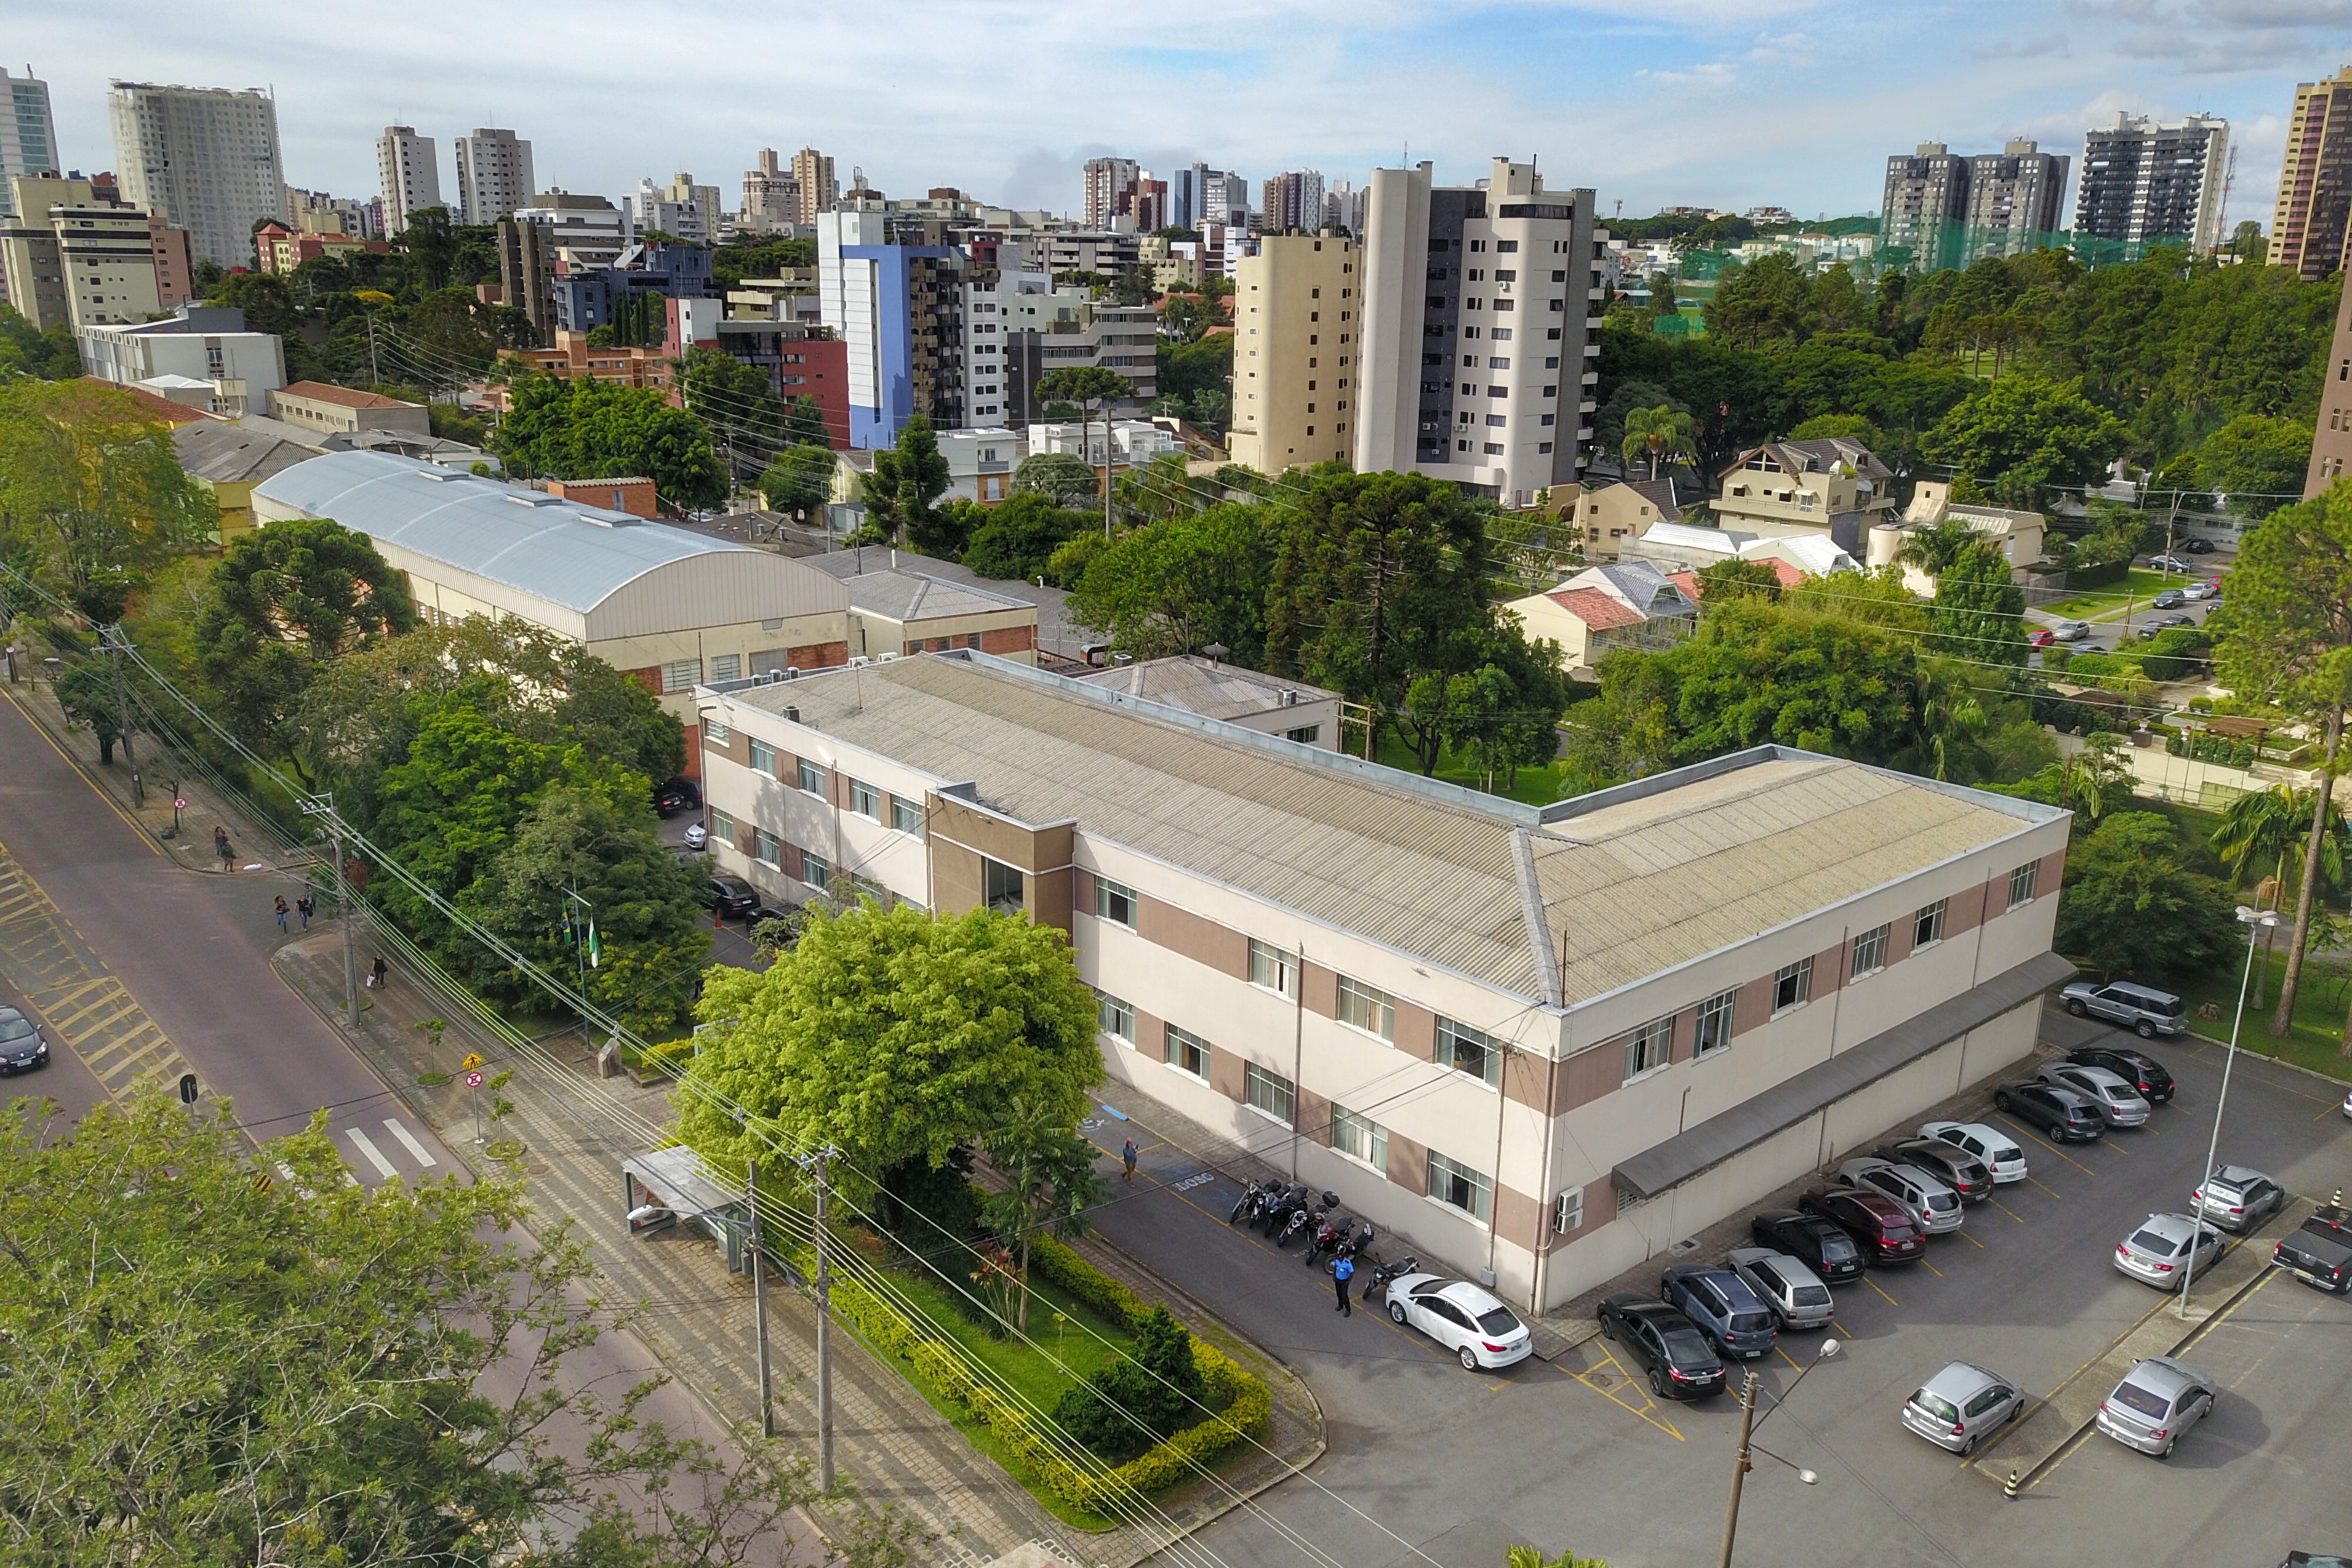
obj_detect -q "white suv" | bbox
[1920,1120,2027,1183]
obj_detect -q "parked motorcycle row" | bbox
[1228,1179,1408,1288]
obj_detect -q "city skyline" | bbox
[23,0,2352,230]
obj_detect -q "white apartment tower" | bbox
[107,81,288,270]
[375,126,442,237]
[1356,158,1604,507]
[1083,157,1140,226]
[2075,112,2231,252]
[0,68,60,218]
[454,129,534,225]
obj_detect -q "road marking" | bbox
[346,1127,399,1179]
[1565,1338,1686,1440]
[385,1118,437,1166]
[2318,1099,2347,1122]
[1955,1228,1986,1248]
[1778,1346,1803,1372]
[1994,1114,2097,1175]
[1865,1275,1900,1307]
[1919,1259,1945,1277]
[1989,1196,2027,1223]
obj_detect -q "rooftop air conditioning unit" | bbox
[765,668,784,683]
[784,705,800,723]
[877,651,898,662]
[848,656,870,667]
[1279,688,1298,707]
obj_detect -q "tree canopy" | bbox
[1064,503,1271,662]
[0,379,211,620]
[1011,451,1100,507]
[1928,540,2029,667]
[1920,374,2127,493]
[489,369,727,510]
[866,414,951,547]
[2055,811,2238,980]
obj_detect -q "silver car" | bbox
[2095,1356,2217,1457]
[2115,1212,2224,1289]
[1836,1157,1963,1235]
[2193,1164,2287,1233]
[1920,1119,2027,1183]
[2060,978,2188,1038]
[2037,1061,2151,1127]
[2054,620,2093,641]
[1725,1246,1836,1330]
[1902,1360,2025,1456]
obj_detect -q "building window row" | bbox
[1244,1061,1295,1125]
[1337,974,1395,1041]
[1247,936,1295,998]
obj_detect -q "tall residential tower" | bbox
[0,67,60,218]
[106,81,287,269]
[2270,67,2352,280]
[2076,112,2230,252]
[375,125,441,236]
[454,129,533,224]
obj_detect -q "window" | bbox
[797,758,827,795]
[1165,1023,1210,1078]
[1622,1015,1672,1081]
[1693,988,1736,1059]
[2007,862,2038,908]
[1097,991,1134,1044]
[1438,1017,1503,1086]
[1773,957,1813,1014]
[1337,976,1395,1041]
[709,653,741,682]
[660,658,701,694]
[1428,1151,1493,1223]
[708,808,736,847]
[848,778,880,819]
[1244,1062,1295,1125]
[1914,899,1947,949]
[1852,922,1889,978]
[1095,876,1138,928]
[984,858,1024,914]
[1247,937,1296,997]
[706,721,731,745]
[892,797,924,837]
[751,827,782,867]
[1332,1104,1388,1170]
[749,738,777,774]
[802,850,831,889]
[1284,724,1320,744]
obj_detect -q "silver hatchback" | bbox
[2115,1212,2224,1288]
[1836,1158,1964,1235]
[1725,1247,1836,1330]
[1902,1360,2025,1456]
[2095,1356,2217,1457]
[2037,1062,2151,1127]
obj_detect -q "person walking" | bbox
[1121,1137,1138,1185]
[273,895,289,934]
[296,894,313,930]
[212,826,232,872]
[368,954,389,991]
[1332,1253,1355,1316]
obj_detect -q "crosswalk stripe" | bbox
[383,1118,437,1167]
[346,1128,399,1179]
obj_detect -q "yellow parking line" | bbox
[1568,1340,1686,1440]
[1778,1346,1803,1372]
[1955,1228,1986,1248]
[2318,1099,2346,1121]
[1865,1275,1900,1307]
[1988,1195,2027,1223]
[1919,1258,1945,1278]
[1996,1115,2097,1176]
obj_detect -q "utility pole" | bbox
[306,796,359,1027]
[749,1158,775,1438]
[814,1146,835,1491]
[101,627,141,802]
[1102,396,1114,542]
[1718,1369,1759,1568]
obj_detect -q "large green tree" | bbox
[865,414,951,547]
[1010,451,1100,507]
[490,370,727,510]
[2055,811,2238,981]
[0,379,211,620]
[680,346,783,472]
[1922,374,2126,492]
[960,491,1092,581]
[1065,503,1270,662]
[1928,540,2029,667]
[0,301,81,379]
[2183,413,2313,519]
[758,442,837,515]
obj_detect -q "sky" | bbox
[25,0,2352,229]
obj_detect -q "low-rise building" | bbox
[936,427,1021,503]
[814,563,1040,663]
[1869,481,2048,590]
[1074,655,1342,748]
[1573,477,1679,561]
[543,476,656,517]
[253,220,389,276]
[1505,560,1698,673]
[504,330,674,394]
[76,305,286,415]
[1712,438,1898,550]
[171,420,318,543]
[269,381,431,439]
[691,652,2072,1312]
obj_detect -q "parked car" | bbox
[2065,1044,2176,1103]
[1596,1294,1727,1399]
[2059,978,2187,1038]
[2149,554,2194,574]
[1726,1247,1836,1329]
[2037,1062,2152,1127]
[2182,579,2219,600]
[2191,1164,2286,1233]
[696,875,761,922]
[1872,1138,1992,1203]
[1799,1185,1926,1265]
[1836,1158,1964,1234]
[2096,1357,2217,1457]
[1749,1208,1865,1282]
[681,822,709,851]
[1661,1264,1778,1359]
[2151,587,2187,609]
[1384,1274,1532,1370]
[2028,628,2056,648]
[1992,1078,2107,1142]
[2183,536,2216,554]
[0,1007,49,1074]
[2115,1212,2224,1288]
[747,899,799,931]
[2054,620,2093,641]
[1901,1360,2024,1456]
[653,776,702,817]
[2147,613,2197,631]
[1919,1120,2028,1184]
[2342,1086,2352,1121]
[2272,1206,2352,1295]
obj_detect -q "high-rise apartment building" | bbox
[1355,158,1603,507]
[513,190,632,269]
[1963,139,2069,256]
[1259,170,1327,235]
[1,175,167,331]
[2308,275,2352,494]
[1083,157,1140,227]
[0,68,60,219]
[496,214,556,344]
[107,82,288,270]
[1174,165,1251,232]
[1880,142,1970,271]
[376,125,441,237]
[790,148,836,225]
[1229,233,1355,474]
[2076,113,2230,252]
[454,129,533,225]
[742,149,801,233]
[2271,67,2352,280]
[1324,179,1365,235]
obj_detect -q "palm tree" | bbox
[1893,519,1982,580]
[1897,660,1987,781]
[2057,733,2130,825]
[2213,783,2346,1008]
[1621,405,1697,480]
[980,1096,1107,1332]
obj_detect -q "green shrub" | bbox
[1053,1305,1208,1457]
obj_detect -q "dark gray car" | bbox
[0,1006,47,1074]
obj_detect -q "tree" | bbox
[980,1096,1108,1330]
[2212,783,2314,894]
[1782,565,1926,628]
[1621,404,1698,479]
[1892,657,1988,781]
[1788,412,1883,449]
[1920,374,2126,493]
[866,414,952,547]
[2209,483,2352,1035]
[2187,414,2313,519]
[1929,540,2029,667]
[783,391,833,449]
[1051,1305,1207,1459]
[758,442,837,515]
[0,1095,907,1567]
[1064,503,1270,662]
[2055,811,2238,980]
[0,379,211,618]
[1706,252,1813,349]
[679,346,784,473]
[0,300,82,379]
[1035,367,1132,533]
[1011,450,1100,507]
[52,656,130,764]
[1693,558,1783,604]
[490,370,726,510]
[400,204,457,292]
[961,491,1093,581]
[1893,518,1983,580]
[676,901,1105,1196]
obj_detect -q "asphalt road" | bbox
[1094,1011,2352,1568]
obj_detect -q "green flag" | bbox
[586,915,600,969]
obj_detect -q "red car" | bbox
[1799,1185,1927,1265]
[2028,628,2055,648]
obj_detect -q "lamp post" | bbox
[2180,902,2278,1319]
[1720,1337,1838,1568]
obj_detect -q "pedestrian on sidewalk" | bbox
[273,895,289,934]
[1121,1136,1138,1185]
[212,825,232,872]
[1332,1253,1354,1316]
[296,894,313,929]
[368,954,388,990]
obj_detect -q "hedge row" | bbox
[814,1230,1271,1518]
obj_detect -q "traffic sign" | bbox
[172,797,187,810]
[464,1070,484,1088]
[460,1052,483,1071]
[178,1072,198,1105]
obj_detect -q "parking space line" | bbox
[1778,1346,1803,1373]
[1566,1341,1685,1441]
[1988,1196,2027,1223]
[1864,1276,1900,1307]
[1954,1228,1985,1248]
[1995,1115,2096,1176]
[1918,1259,1944,1277]
[2318,1099,2346,1121]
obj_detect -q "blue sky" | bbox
[28,0,2352,228]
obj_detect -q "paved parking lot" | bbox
[1087,1003,2352,1568]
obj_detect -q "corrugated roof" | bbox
[840,568,1031,621]
[276,380,417,411]
[252,450,756,616]
[717,657,2050,1003]
[1546,586,1646,631]
[1074,656,1341,720]
[172,422,316,484]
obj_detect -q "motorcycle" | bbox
[1277,1190,1337,1251]
[1229,1179,1277,1226]
[1258,1183,1308,1236]
[1304,1211,1354,1266]
[1324,1220,1376,1273]
[1358,1252,1419,1299]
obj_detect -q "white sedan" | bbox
[1919,1120,2028,1184]
[1384,1273,1532,1370]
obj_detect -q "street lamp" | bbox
[2180,902,2279,1319]
[1720,1337,1839,1567]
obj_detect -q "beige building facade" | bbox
[1713,437,1899,548]
[691,653,2073,1313]
[269,381,432,438]
[1572,478,1678,561]
[1228,233,1358,476]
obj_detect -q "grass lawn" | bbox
[2169,944,2352,1086]
[2039,567,2206,621]
[1372,734,1564,807]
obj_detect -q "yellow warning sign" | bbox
[460,1052,484,1071]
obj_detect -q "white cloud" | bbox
[1973,32,2072,59]
[1637,61,1741,86]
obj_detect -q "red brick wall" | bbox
[787,641,848,670]
[980,624,1037,656]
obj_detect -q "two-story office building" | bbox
[692,653,2072,1313]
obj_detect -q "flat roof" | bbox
[276,380,417,410]
[1073,655,1341,721]
[715,656,2060,1004]
[835,567,1033,622]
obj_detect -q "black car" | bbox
[0,1006,49,1074]
[1799,1185,1926,1265]
[1750,1207,1865,1282]
[1872,1138,1992,1203]
[2151,589,2186,610]
[2273,1208,2352,1295]
[654,775,703,817]
[2066,1045,2176,1103]
[1596,1294,1727,1400]
[1993,1078,2106,1142]
[2183,536,2216,554]
[697,875,761,921]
